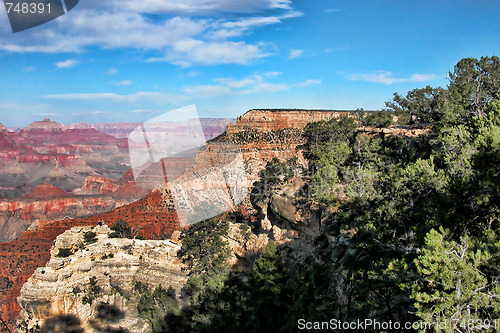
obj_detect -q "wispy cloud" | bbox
[45,71,316,104]
[147,40,271,66]
[22,66,35,72]
[37,112,61,117]
[264,71,282,77]
[92,111,107,115]
[132,109,157,113]
[55,59,79,68]
[0,103,49,111]
[298,79,322,87]
[106,68,118,75]
[184,73,289,97]
[288,49,303,60]
[117,80,132,86]
[324,9,340,13]
[348,71,438,85]
[208,11,302,40]
[45,92,186,105]
[325,45,350,53]
[119,0,293,15]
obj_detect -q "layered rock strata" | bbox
[18,225,187,332]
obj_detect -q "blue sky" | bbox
[0,0,499,127]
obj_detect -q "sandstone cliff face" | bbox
[78,176,121,195]
[17,225,187,332]
[228,109,351,133]
[217,109,352,182]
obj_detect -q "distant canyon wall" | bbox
[0,109,353,330]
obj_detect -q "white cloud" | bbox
[0,0,300,67]
[265,71,282,77]
[348,71,438,85]
[184,73,289,97]
[132,109,156,113]
[208,11,302,40]
[55,59,79,68]
[106,68,118,75]
[44,72,313,105]
[289,49,303,60]
[45,92,186,105]
[325,45,350,53]
[148,40,271,67]
[117,80,132,86]
[37,112,61,117]
[298,79,322,87]
[117,0,292,15]
[92,111,107,115]
[0,103,49,111]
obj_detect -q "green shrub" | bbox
[56,248,73,258]
[82,276,101,305]
[108,219,135,239]
[362,110,394,128]
[83,231,97,244]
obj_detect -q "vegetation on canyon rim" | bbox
[24,55,500,332]
[127,55,500,332]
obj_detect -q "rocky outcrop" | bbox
[0,188,181,331]
[215,109,353,182]
[79,176,120,195]
[17,225,187,332]
[15,217,276,332]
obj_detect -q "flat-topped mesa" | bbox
[216,109,355,180]
[227,109,354,133]
[22,118,64,132]
[24,183,69,200]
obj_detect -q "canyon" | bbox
[0,109,428,331]
[0,117,234,245]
